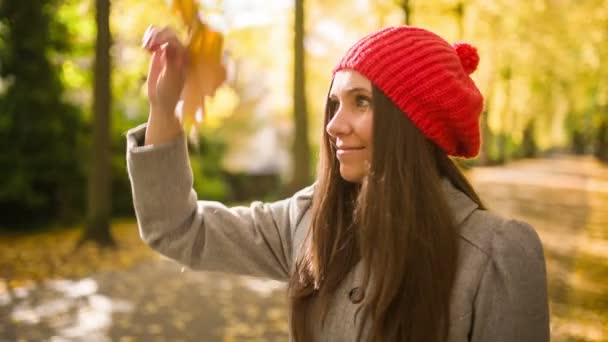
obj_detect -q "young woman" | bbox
[128,25,550,341]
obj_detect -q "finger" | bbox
[161,43,186,89]
[147,49,164,96]
[142,25,155,48]
[144,27,186,76]
[165,39,187,74]
[146,26,183,52]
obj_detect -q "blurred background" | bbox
[1,0,607,341]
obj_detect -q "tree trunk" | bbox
[595,116,608,163]
[399,0,412,25]
[290,0,311,192]
[521,119,537,158]
[479,70,495,165]
[82,0,114,246]
[496,65,512,164]
[454,1,464,39]
[479,107,493,165]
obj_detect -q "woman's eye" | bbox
[355,95,372,108]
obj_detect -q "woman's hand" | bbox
[142,26,187,145]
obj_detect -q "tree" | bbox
[290,0,311,191]
[0,0,86,229]
[398,0,412,25]
[596,117,608,162]
[81,0,114,245]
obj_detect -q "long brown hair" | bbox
[287,84,484,341]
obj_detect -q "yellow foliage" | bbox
[0,221,155,285]
[169,0,227,131]
[203,85,239,129]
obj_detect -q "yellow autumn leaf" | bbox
[170,0,197,25]
[168,0,227,131]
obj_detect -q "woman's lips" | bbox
[336,146,365,158]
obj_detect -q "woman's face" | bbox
[326,70,373,183]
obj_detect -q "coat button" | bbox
[349,287,364,304]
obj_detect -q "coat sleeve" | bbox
[470,219,550,342]
[125,123,313,281]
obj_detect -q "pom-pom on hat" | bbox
[333,26,484,158]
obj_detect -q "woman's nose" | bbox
[326,107,351,138]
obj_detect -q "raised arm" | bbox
[126,123,312,281]
[129,26,313,280]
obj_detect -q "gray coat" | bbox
[126,123,550,342]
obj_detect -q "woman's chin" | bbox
[339,165,364,183]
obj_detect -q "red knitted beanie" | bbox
[333,26,484,158]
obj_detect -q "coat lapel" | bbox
[441,178,479,226]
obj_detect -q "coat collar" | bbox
[441,178,479,226]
